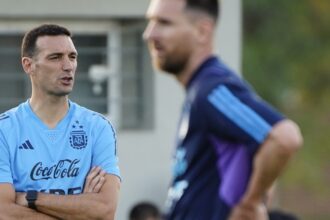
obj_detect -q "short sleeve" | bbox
[0,132,13,184]
[201,82,284,151]
[91,117,121,180]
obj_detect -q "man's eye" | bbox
[49,56,60,60]
[158,19,171,26]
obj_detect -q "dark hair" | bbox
[21,24,72,58]
[129,202,161,220]
[185,0,219,22]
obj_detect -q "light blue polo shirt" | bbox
[0,100,120,194]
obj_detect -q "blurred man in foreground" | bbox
[143,0,303,219]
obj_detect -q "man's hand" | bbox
[83,166,106,193]
[229,201,268,220]
[14,166,106,208]
[15,192,28,207]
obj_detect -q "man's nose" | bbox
[62,57,75,71]
[143,22,157,41]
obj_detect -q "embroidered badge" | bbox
[69,120,88,149]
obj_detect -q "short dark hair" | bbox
[129,202,161,220]
[185,0,219,22]
[21,24,72,58]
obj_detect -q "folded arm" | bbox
[15,167,120,220]
[1,166,118,220]
[0,183,58,220]
[34,174,120,220]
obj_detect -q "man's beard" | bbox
[154,53,188,76]
[47,88,72,97]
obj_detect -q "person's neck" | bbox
[176,51,213,87]
[29,95,69,129]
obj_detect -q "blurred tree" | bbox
[243,1,330,219]
[243,0,330,107]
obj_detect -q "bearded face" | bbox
[151,43,192,76]
[144,0,198,76]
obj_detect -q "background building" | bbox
[0,0,241,219]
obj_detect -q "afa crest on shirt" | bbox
[69,130,88,149]
[69,120,88,149]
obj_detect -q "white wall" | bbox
[0,0,150,18]
[117,74,184,219]
[216,0,242,74]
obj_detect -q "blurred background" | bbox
[0,0,329,219]
[243,1,330,220]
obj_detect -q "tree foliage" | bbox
[243,0,330,201]
[243,0,330,107]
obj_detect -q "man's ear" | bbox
[196,18,214,44]
[22,57,33,75]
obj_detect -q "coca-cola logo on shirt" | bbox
[30,159,80,181]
